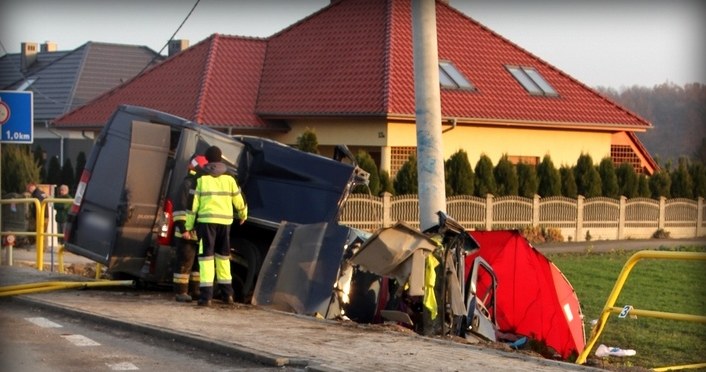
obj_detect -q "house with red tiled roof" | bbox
[53,0,657,176]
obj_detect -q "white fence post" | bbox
[532,194,540,227]
[618,196,626,240]
[658,196,666,230]
[697,197,704,237]
[576,195,585,242]
[485,194,493,231]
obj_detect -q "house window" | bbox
[507,155,539,166]
[391,146,417,177]
[439,61,475,90]
[611,145,645,174]
[506,66,558,96]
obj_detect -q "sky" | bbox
[1,0,704,89]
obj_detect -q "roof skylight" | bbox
[439,61,475,90]
[16,77,37,91]
[507,66,557,96]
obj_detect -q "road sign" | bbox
[0,91,33,144]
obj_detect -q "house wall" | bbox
[273,118,613,174]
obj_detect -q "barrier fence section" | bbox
[340,194,705,241]
[1,198,76,273]
[574,250,706,371]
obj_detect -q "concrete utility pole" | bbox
[411,0,446,231]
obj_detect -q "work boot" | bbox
[175,293,192,302]
[223,295,234,305]
[197,298,212,307]
[174,283,191,302]
[188,281,200,299]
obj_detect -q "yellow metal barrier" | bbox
[0,280,134,297]
[576,250,706,371]
[2,197,104,278]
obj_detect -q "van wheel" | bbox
[230,238,262,303]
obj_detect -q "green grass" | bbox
[546,246,706,370]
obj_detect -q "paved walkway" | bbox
[0,265,602,371]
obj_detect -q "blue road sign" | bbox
[0,91,34,144]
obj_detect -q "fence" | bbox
[340,193,706,241]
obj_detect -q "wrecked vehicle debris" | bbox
[466,230,586,360]
[63,105,368,301]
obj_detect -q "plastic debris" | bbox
[595,344,636,357]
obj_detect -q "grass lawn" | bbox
[546,245,706,370]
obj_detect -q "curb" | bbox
[12,295,318,370]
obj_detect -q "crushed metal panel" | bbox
[349,222,436,296]
[252,221,351,318]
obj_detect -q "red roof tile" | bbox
[54,34,271,129]
[54,0,650,131]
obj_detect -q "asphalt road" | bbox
[0,300,304,372]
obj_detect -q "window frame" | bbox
[439,61,476,91]
[506,65,558,97]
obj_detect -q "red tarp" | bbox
[464,230,585,360]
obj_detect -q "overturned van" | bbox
[63,105,367,300]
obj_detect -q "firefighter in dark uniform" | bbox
[186,146,248,306]
[172,154,207,302]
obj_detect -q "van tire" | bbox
[230,238,262,303]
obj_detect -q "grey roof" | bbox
[0,42,163,121]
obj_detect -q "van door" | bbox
[68,118,171,276]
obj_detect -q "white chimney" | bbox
[168,39,189,56]
[41,41,58,52]
[21,42,38,72]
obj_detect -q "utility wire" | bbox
[138,0,201,75]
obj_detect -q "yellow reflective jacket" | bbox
[187,162,247,229]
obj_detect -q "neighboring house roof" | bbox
[53,34,274,130]
[1,42,161,121]
[54,0,651,134]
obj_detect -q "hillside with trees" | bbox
[596,83,706,164]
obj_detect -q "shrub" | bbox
[652,228,671,239]
[353,150,380,195]
[393,154,418,195]
[537,154,561,197]
[494,154,518,196]
[296,128,319,154]
[1,144,41,195]
[445,149,474,196]
[474,154,496,196]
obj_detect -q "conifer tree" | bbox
[670,157,693,198]
[60,158,75,190]
[444,149,474,196]
[33,145,47,183]
[536,155,561,197]
[689,162,706,198]
[560,165,578,198]
[517,162,538,198]
[1,144,41,195]
[474,154,496,197]
[616,162,639,198]
[47,156,61,186]
[537,154,561,198]
[296,128,319,154]
[638,173,651,197]
[353,150,380,195]
[379,170,394,195]
[494,154,518,196]
[649,168,671,198]
[393,154,418,195]
[574,153,602,197]
[598,157,619,198]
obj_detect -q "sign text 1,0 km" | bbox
[0,91,33,144]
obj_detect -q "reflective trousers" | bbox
[196,223,234,300]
